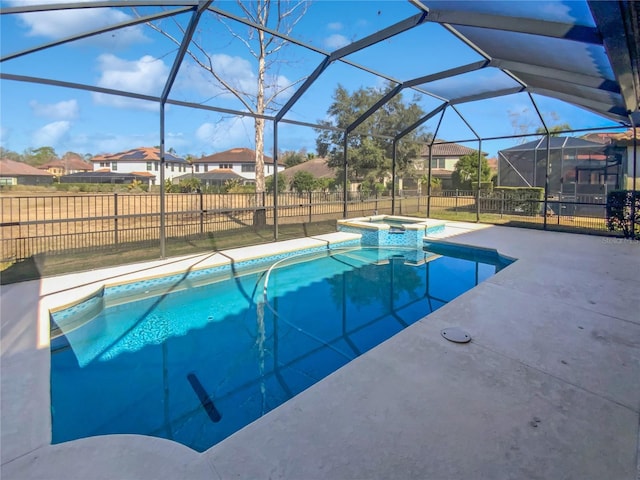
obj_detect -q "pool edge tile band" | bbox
[49,236,362,328]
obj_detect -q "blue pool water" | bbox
[50,245,512,452]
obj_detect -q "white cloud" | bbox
[196,117,254,150]
[178,54,294,104]
[10,0,147,48]
[32,121,71,146]
[539,2,573,22]
[66,131,153,155]
[179,54,256,100]
[324,34,349,50]
[92,54,167,110]
[327,22,343,31]
[29,99,79,120]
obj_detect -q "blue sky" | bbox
[0,0,627,159]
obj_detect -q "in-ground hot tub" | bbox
[337,215,446,247]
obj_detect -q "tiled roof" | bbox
[41,157,93,171]
[194,147,279,165]
[199,169,246,180]
[580,128,639,145]
[580,132,618,144]
[421,142,483,157]
[0,159,55,176]
[91,147,187,163]
[611,128,640,145]
[282,157,336,180]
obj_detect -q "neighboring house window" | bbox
[430,158,446,169]
[0,178,14,185]
[220,163,232,169]
[146,162,152,171]
[111,162,117,171]
[171,164,175,172]
[241,164,255,172]
[154,163,159,171]
[195,165,200,173]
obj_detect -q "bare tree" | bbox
[141,1,309,221]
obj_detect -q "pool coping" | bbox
[2,221,639,479]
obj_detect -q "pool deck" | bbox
[2,222,639,479]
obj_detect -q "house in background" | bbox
[281,157,336,186]
[580,128,639,189]
[191,148,285,183]
[91,147,188,183]
[0,158,55,185]
[404,142,485,191]
[40,153,93,178]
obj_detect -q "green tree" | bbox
[359,174,385,197]
[0,147,21,162]
[265,172,287,193]
[418,174,441,194]
[290,171,317,194]
[316,177,337,192]
[451,152,491,190]
[535,123,572,136]
[316,83,425,184]
[23,146,57,166]
[281,149,307,168]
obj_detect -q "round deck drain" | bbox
[441,327,471,343]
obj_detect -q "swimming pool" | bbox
[50,244,513,452]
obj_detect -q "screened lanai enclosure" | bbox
[498,136,628,216]
[0,0,639,269]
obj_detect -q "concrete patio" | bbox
[1,223,639,479]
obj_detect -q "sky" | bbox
[0,0,629,160]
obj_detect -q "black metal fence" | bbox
[0,189,615,263]
[427,190,610,232]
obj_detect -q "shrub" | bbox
[472,181,494,193]
[266,172,287,194]
[290,171,317,194]
[606,190,640,238]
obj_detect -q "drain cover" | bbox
[441,327,471,343]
